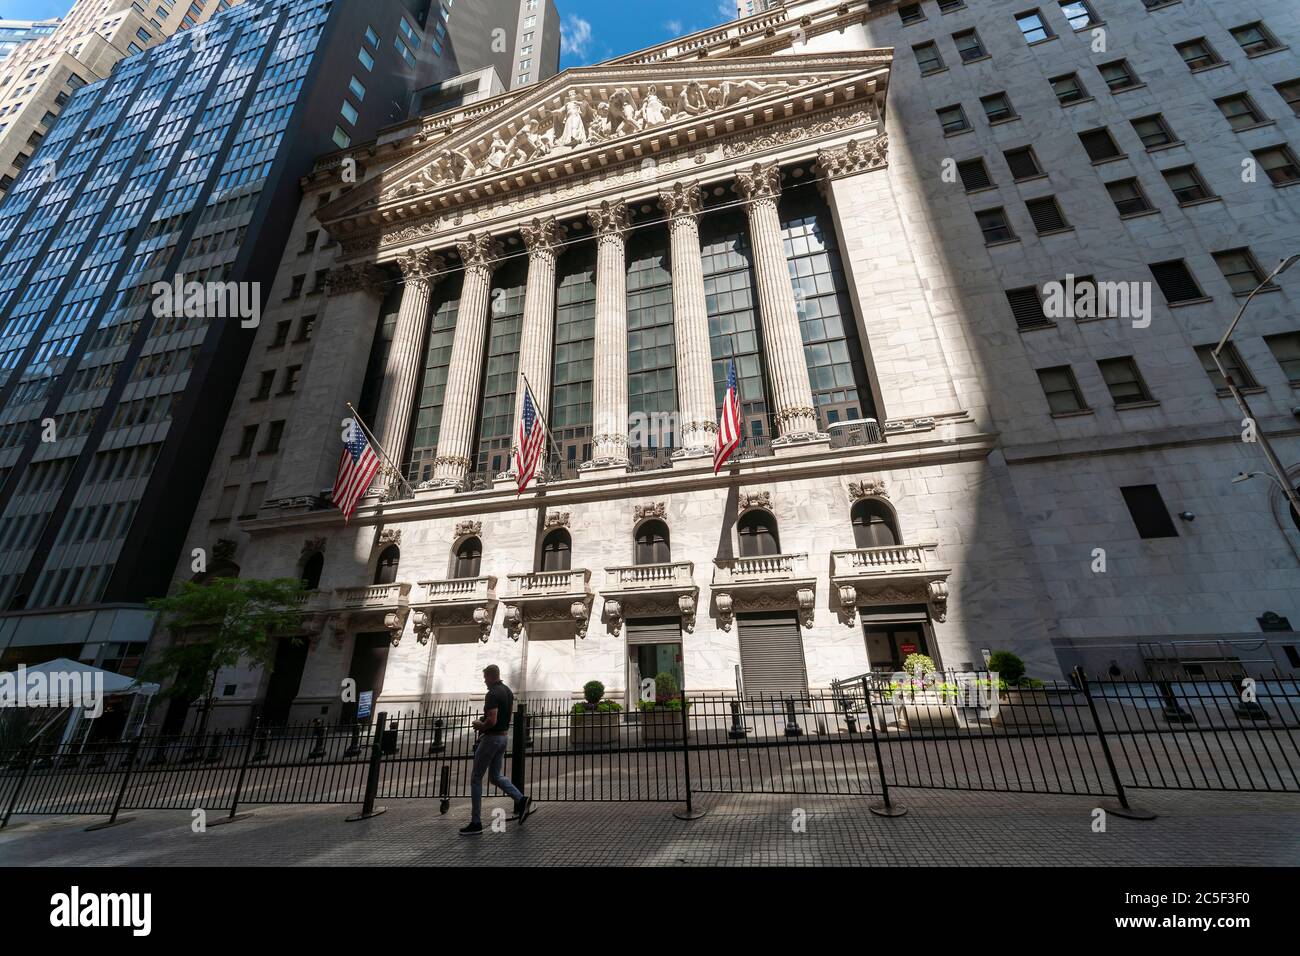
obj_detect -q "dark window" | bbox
[1162,165,1214,204]
[262,420,285,453]
[1175,38,1221,70]
[1006,287,1051,329]
[980,91,1016,122]
[635,520,671,564]
[738,510,781,557]
[977,207,1015,243]
[270,320,291,348]
[1098,357,1153,405]
[914,41,945,75]
[540,529,572,572]
[454,537,482,578]
[1194,343,1257,393]
[1215,92,1267,130]
[285,274,304,300]
[1037,366,1088,413]
[953,29,987,61]
[1120,485,1179,539]
[1004,145,1042,180]
[937,0,965,11]
[851,499,899,548]
[1149,259,1205,304]
[1275,79,1300,117]
[253,370,275,400]
[235,425,257,458]
[301,552,323,590]
[1050,73,1087,104]
[1026,196,1070,233]
[374,545,400,584]
[1098,59,1140,91]
[1132,114,1177,148]
[899,3,924,24]
[1254,145,1300,185]
[937,103,969,133]
[1212,248,1266,295]
[957,158,993,190]
[1106,178,1153,215]
[1230,21,1280,56]
[1264,332,1300,384]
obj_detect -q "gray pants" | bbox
[470,733,523,824]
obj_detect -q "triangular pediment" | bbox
[320,51,891,232]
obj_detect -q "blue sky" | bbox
[3,0,737,65]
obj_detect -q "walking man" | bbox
[461,664,532,835]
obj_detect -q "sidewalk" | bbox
[3,788,1298,866]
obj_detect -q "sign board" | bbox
[899,643,918,656]
[357,691,374,720]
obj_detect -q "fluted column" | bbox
[508,216,565,474]
[430,232,502,487]
[661,181,716,459]
[372,247,443,467]
[583,200,631,471]
[735,162,824,443]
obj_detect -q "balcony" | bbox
[831,545,952,625]
[503,569,594,639]
[411,576,498,644]
[603,562,699,633]
[711,553,818,630]
[828,418,885,449]
[333,583,412,644]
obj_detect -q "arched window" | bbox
[454,537,482,578]
[374,545,400,585]
[852,500,899,548]
[301,552,324,590]
[540,529,572,572]
[737,510,780,557]
[634,520,670,565]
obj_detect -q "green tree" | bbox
[145,577,307,736]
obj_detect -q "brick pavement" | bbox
[2,788,1298,867]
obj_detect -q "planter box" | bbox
[569,711,621,748]
[639,707,687,744]
[897,699,961,732]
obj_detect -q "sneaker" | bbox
[459,822,483,836]
[514,796,532,826]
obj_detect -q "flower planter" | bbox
[897,697,961,732]
[568,711,621,748]
[639,707,686,745]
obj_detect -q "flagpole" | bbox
[345,402,413,497]
[519,373,566,481]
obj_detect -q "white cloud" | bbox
[665,19,683,35]
[561,15,593,60]
[717,0,738,22]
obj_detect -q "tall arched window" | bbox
[737,510,780,557]
[851,500,899,548]
[301,552,324,590]
[634,520,670,565]
[540,529,572,572]
[374,546,400,585]
[454,537,482,578]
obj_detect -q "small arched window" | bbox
[301,552,324,590]
[737,510,780,557]
[634,520,670,565]
[374,545,400,585]
[454,537,482,578]
[852,499,899,548]
[540,529,572,572]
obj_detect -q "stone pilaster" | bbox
[735,162,824,444]
[583,200,631,472]
[508,216,565,476]
[372,247,443,468]
[661,181,716,459]
[430,233,502,488]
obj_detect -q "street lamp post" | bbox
[1212,255,1300,525]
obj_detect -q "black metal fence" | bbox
[3,670,1298,828]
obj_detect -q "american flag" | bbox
[515,382,547,494]
[714,359,741,474]
[333,420,382,523]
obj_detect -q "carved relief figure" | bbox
[554,90,591,147]
[485,132,511,170]
[677,80,709,116]
[640,84,668,127]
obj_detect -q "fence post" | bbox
[1,748,35,829]
[862,677,906,817]
[345,712,388,822]
[85,736,142,832]
[1074,667,1156,821]
[510,704,527,794]
[210,723,259,827]
[673,691,705,820]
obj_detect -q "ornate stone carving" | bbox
[456,233,503,272]
[722,107,876,159]
[817,133,889,179]
[715,592,734,631]
[503,605,524,641]
[545,511,570,529]
[738,490,772,513]
[378,528,402,547]
[473,606,494,641]
[928,581,949,623]
[326,263,384,297]
[587,199,630,236]
[734,162,783,204]
[633,502,667,521]
[520,216,566,255]
[301,537,326,556]
[455,520,483,539]
[212,538,237,563]
[678,593,697,634]
[849,478,888,501]
[659,180,704,219]
[837,585,858,626]
[385,612,406,646]
[796,587,816,630]
[412,610,432,645]
[603,599,623,635]
[572,601,590,639]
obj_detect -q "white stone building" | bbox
[153,0,1300,731]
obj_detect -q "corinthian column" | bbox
[372,247,443,468]
[509,216,565,474]
[430,232,502,487]
[583,199,631,473]
[735,162,824,444]
[661,181,716,459]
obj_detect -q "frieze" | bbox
[633,502,667,521]
[455,520,483,539]
[738,491,772,513]
[816,133,889,179]
[848,478,888,501]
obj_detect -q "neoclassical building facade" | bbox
[158,0,1300,728]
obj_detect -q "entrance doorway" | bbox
[863,616,932,673]
[341,632,391,725]
[626,617,683,707]
[261,636,309,725]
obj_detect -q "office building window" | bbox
[1037,366,1088,414]
[1098,357,1153,405]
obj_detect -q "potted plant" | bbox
[985,651,1054,728]
[569,681,623,748]
[890,654,960,731]
[637,672,688,745]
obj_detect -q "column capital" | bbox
[325,263,385,298]
[396,247,445,287]
[817,133,890,182]
[659,180,704,220]
[521,216,567,256]
[735,162,783,204]
[587,199,630,237]
[456,232,504,273]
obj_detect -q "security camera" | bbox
[1178,511,1195,521]
[1292,406,1300,418]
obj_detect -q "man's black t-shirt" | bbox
[483,682,513,733]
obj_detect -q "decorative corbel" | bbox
[603,599,623,636]
[473,605,494,641]
[503,606,523,642]
[928,581,949,623]
[572,601,590,639]
[455,520,482,539]
[797,587,816,629]
[545,511,571,529]
[385,612,405,646]
[633,501,666,521]
[738,490,772,513]
[837,585,858,626]
[412,610,432,645]
[715,592,734,631]
[678,593,697,634]
[378,528,402,547]
[848,478,888,501]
